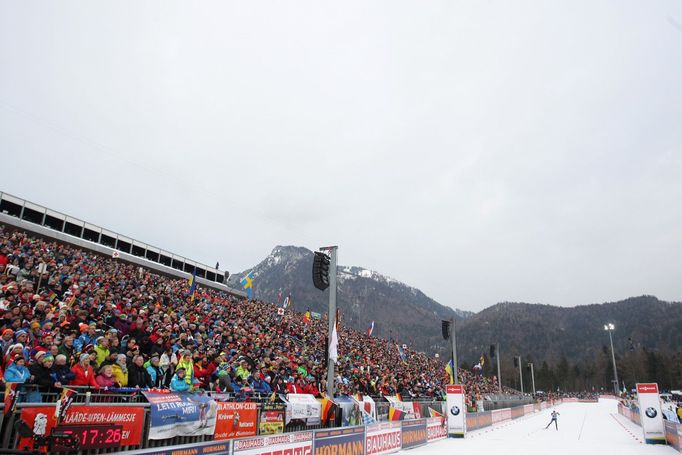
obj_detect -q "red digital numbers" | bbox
[56,425,123,449]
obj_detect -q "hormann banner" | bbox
[401,419,428,449]
[636,383,666,444]
[143,391,217,440]
[365,422,402,455]
[233,431,313,455]
[445,384,466,438]
[122,440,231,455]
[314,426,365,455]
[214,402,258,440]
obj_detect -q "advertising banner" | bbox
[335,396,361,427]
[445,384,466,438]
[636,383,666,444]
[426,417,447,441]
[365,422,402,455]
[143,391,217,440]
[491,408,512,425]
[385,396,420,420]
[401,419,427,449]
[314,426,365,455]
[353,394,377,420]
[286,394,322,424]
[523,404,535,415]
[214,402,258,440]
[122,440,231,455]
[18,406,144,451]
[233,431,313,455]
[259,403,286,435]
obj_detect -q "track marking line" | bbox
[610,413,643,443]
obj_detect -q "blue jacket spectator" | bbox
[170,368,190,392]
[4,357,31,383]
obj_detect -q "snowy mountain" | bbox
[229,245,472,353]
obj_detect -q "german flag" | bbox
[388,407,405,421]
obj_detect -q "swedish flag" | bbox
[445,359,454,384]
[188,270,197,302]
[240,272,254,299]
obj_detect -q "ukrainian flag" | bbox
[240,272,254,299]
[188,270,197,302]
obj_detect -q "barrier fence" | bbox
[0,388,564,455]
[618,402,682,452]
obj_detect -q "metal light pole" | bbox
[517,356,524,395]
[528,362,536,395]
[450,318,459,384]
[604,323,619,395]
[496,343,502,393]
[325,247,338,397]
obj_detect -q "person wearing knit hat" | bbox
[170,367,190,391]
[4,354,30,383]
[30,351,59,390]
[70,352,98,387]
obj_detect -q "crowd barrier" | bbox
[618,403,682,452]
[0,390,564,455]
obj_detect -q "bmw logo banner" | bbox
[635,383,666,444]
[445,385,466,438]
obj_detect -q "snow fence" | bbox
[618,402,682,451]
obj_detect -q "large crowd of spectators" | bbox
[0,226,503,403]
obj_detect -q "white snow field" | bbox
[410,399,676,455]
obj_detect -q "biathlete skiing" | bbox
[545,410,560,430]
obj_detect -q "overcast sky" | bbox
[1,1,681,311]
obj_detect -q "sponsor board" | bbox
[492,408,512,425]
[234,431,313,455]
[401,419,428,449]
[365,422,402,455]
[214,402,258,440]
[523,404,535,415]
[143,391,217,440]
[122,440,231,455]
[314,426,365,455]
[445,384,466,438]
[426,417,447,441]
[18,406,144,451]
[636,383,666,444]
[260,403,286,435]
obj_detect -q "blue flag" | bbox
[188,270,197,302]
[240,272,254,299]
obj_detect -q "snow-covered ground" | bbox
[409,399,676,455]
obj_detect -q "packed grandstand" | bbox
[0,225,505,404]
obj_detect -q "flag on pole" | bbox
[277,308,285,316]
[283,294,291,309]
[361,409,377,425]
[367,321,374,337]
[480,354,485,366]
[3,383,18,415]
[445,359,454,384]
[388,407,405,421]
[397,344,407,363]
[429,407,444,418]
[329,320,338,364]
[303,311,311,323]
[54,388,77,425]
[112,250,120,259]
[277,288,282,304]
[240,273,254,299]
[188,269,197,302]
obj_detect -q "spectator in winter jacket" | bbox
[111,354,128,387]
[128,355,152,388]
[170,367,190,391]
[51,354,75,385]
[94,337,110,367]
[96,365,117,388]
[4,355,31,383]
[70,353,98,387]
[176,350,194,387]
[146,355,165,388]
[30,353,61,390]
